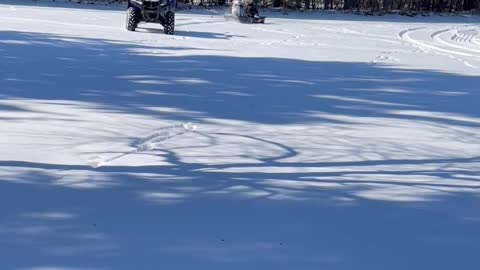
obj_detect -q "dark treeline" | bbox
[82,0,480,12]
[181,0,480,12]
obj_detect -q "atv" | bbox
[126,0,176,35]
[224,0,266,24]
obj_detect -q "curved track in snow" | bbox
[399,26,480,69]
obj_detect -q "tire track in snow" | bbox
[399,27,470,56]
[431,27,480,55]
[313,26,401,45]
[399,27,478,68]
[452,28,478,43]
[252,26,298,36]
[251,26,319,47]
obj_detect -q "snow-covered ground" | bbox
[1,1,480,269]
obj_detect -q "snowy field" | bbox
[1,0,480,269]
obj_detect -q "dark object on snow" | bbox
[224,1,266,24]
[126,0,176,34]
[244,3,259,18]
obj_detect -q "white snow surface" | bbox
[1,1,480,269]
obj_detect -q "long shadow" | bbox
[1,30,479,127]
[1,154,480,270]
[137,26,245,39]
[1,30,480,269]
[0,128,479,196]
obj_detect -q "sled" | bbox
[224,13,266,24]
[224,1,266,24]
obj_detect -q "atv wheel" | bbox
[126,7,139,31]
[164,12,175,35]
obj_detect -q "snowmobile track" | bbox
[399,27,478,68]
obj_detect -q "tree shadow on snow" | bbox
[1,31,479,126]
[1,30,480,270]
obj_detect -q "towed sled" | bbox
[224,0,266,24]
[224,14,266,23]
